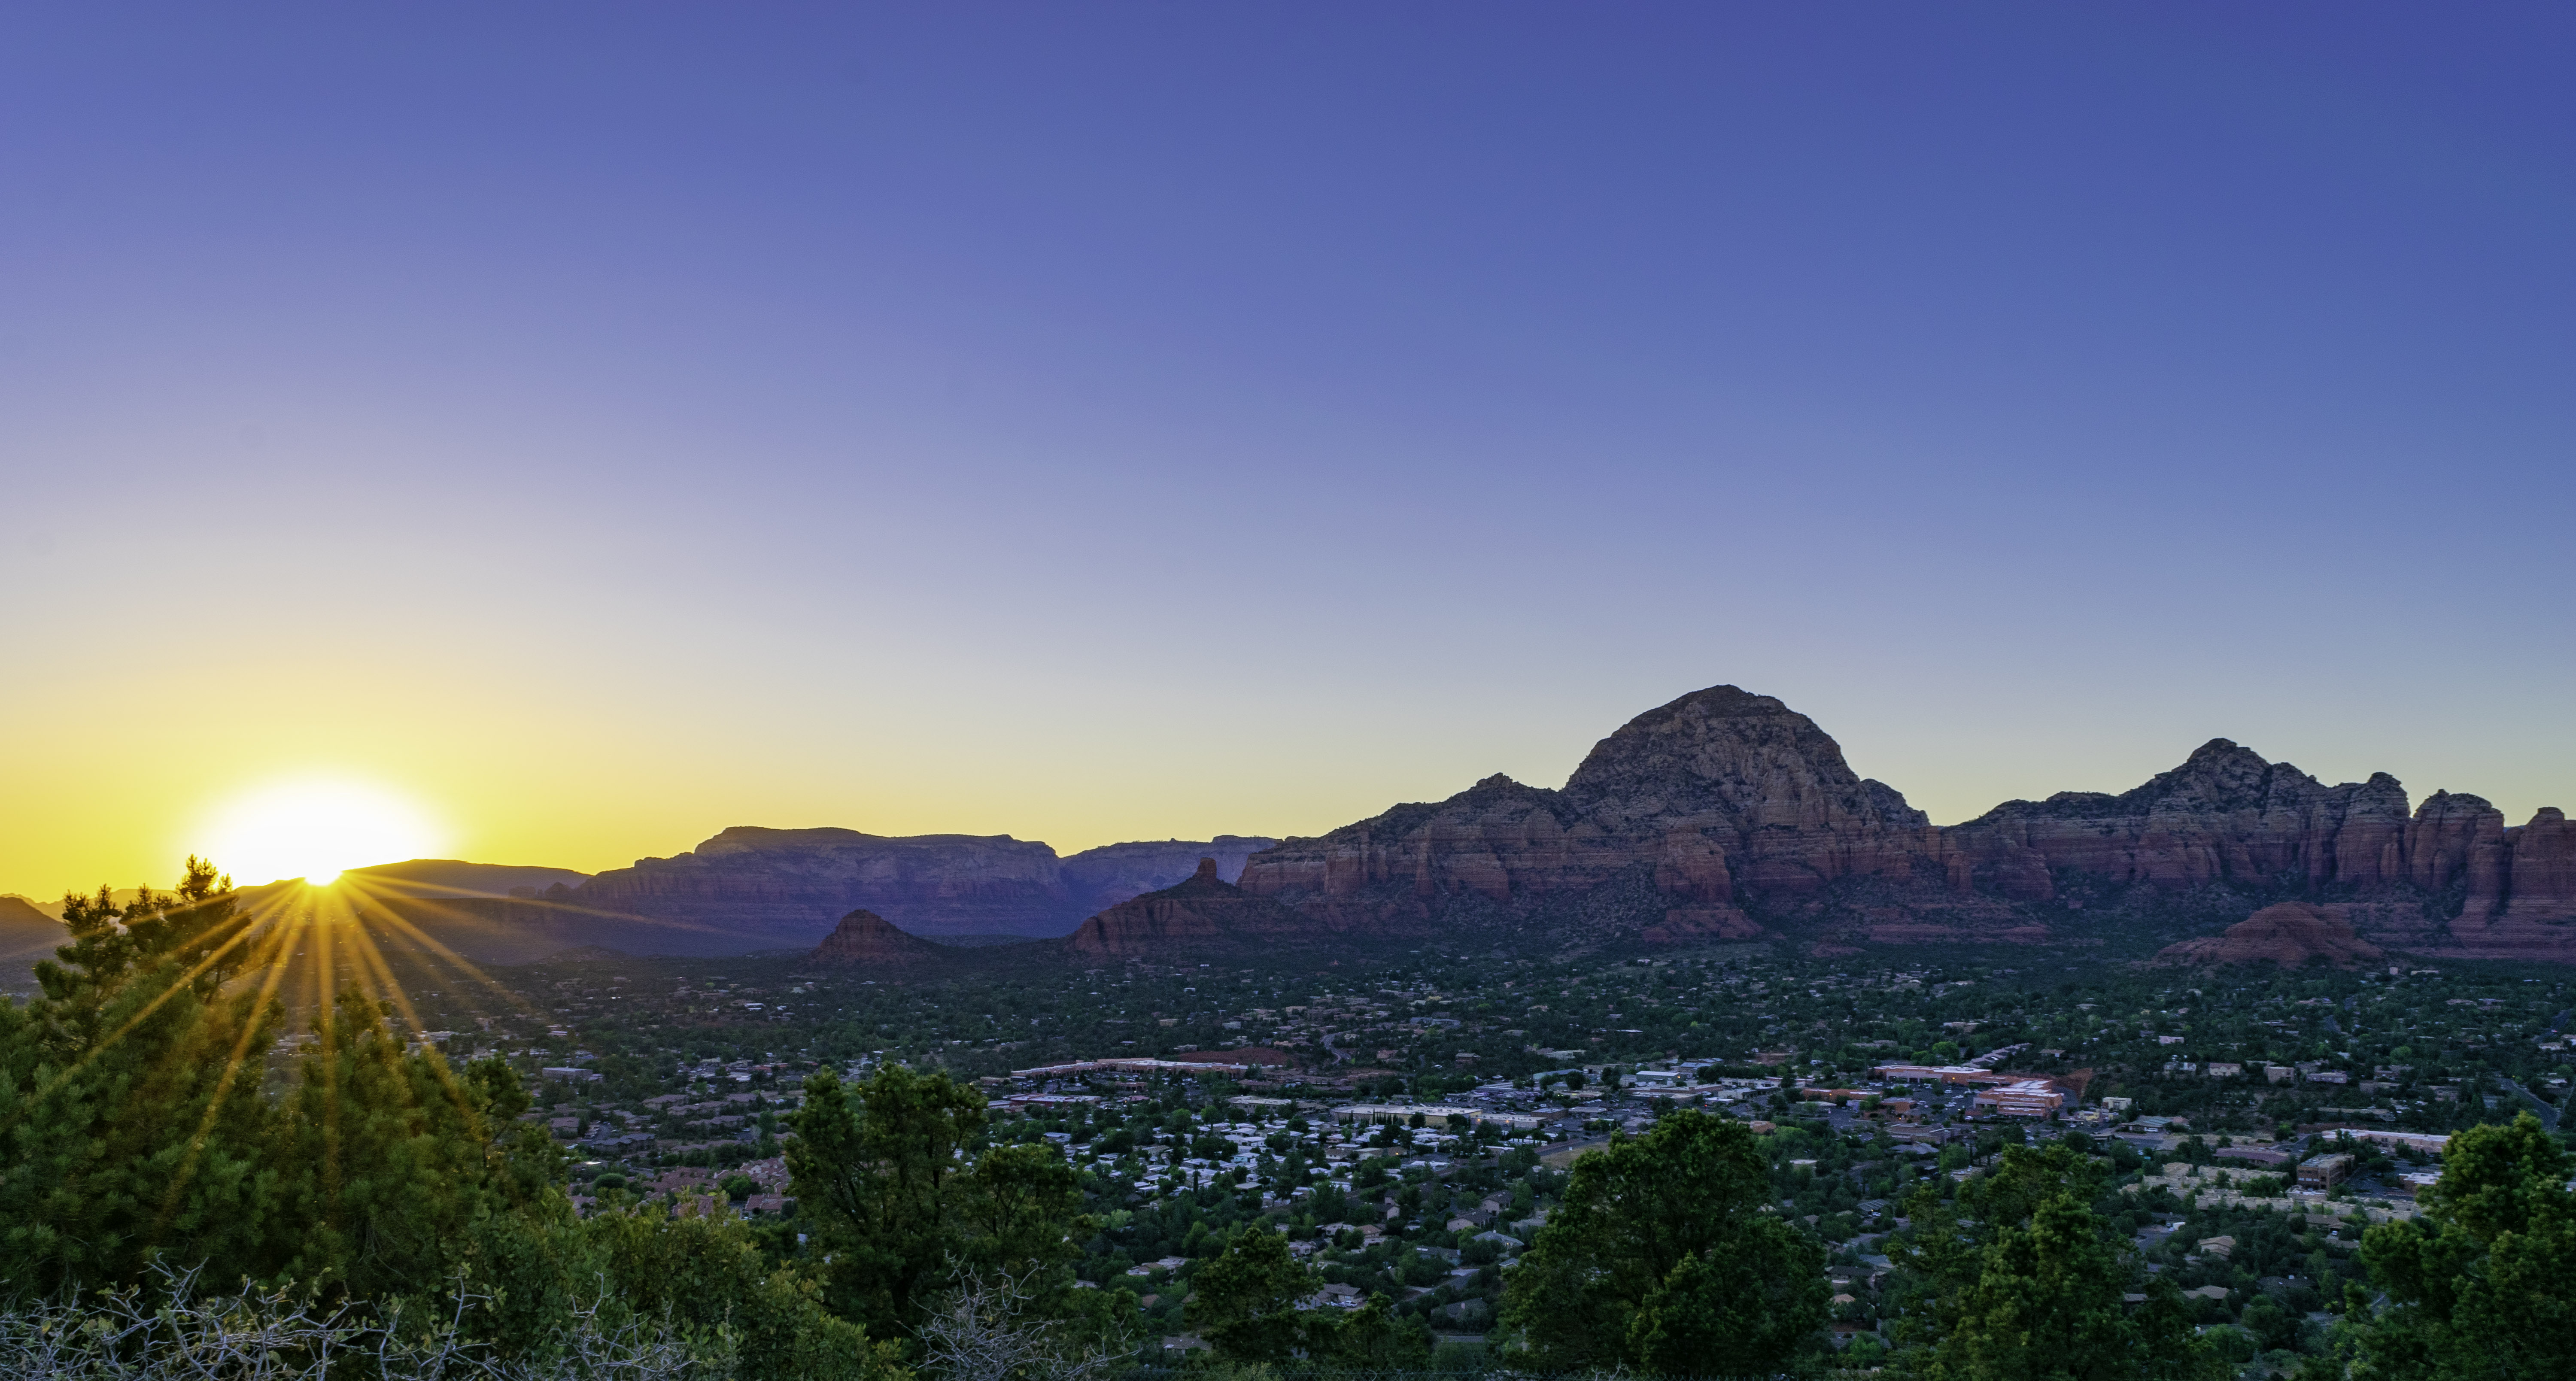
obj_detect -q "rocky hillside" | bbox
[1235,683,2576,962]
[809,909,950,968]
[2155,902,2387,968]
[0,895,64,987]
[342,859,594,898]
[1060,858,1318,959]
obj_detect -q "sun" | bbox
[199,778,447,887]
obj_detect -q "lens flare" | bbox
[198,779,445,886]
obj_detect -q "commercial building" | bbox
[2298,1153,2354,1187]
[1968,1079,2067,1119]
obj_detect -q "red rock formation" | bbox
[1939,743,2415,901]
[808,908,949,968]
[2156,903,2386,968]
[1062,858,1318,958]
[2500,809,2576,922]
[1234,683,2576,960]
[1236,687,1934,941]
[2403,792,2510,907]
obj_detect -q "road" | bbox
[2497,1077,2561,1131]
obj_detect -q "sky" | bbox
[4,3,2573,895]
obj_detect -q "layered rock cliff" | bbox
[1941,742,2421,899]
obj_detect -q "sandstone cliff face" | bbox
[1062,858,1320,959]
[2156,902,2386,968]
[809,909,949,968]
[1940,743,2416,901]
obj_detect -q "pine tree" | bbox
[0,859,280,1293]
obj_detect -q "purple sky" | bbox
[4,4,2573,890]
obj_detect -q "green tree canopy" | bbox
[2336,1113,2575,1380]
[1187,1225,1315,1364]
[789,1063,1099,1349]
[1500,1109,1826,1374]
[0,861,280,1293]
[1900,1142,2217,1381]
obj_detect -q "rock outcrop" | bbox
[1941,743,2419,899]
[1236,686,1939,944]
[1060,837,1279,916]
[2156,903,2386,968]
[809,909,950,968]
[1063,858,1318,959]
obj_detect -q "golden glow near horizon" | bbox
[199,778,446,888]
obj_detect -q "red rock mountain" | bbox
[1062,858,1318,959]
[808,909,950,968]
[1234,684,2576,962]
[2155,903,2387,968]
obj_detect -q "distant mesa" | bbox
[0,895,65,968]
[2155,903,2387,969]
[563,827,1280,946]
[1062,857,1319,959]
[340,859,594,899]
[809,909,949,968]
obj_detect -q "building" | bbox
[1871,1063,2026,1088]
[2332,1129,2453,1157]
[1333,1103,1482,1129]
[1968,1080,2066,1119]
[2216,1145,2294,1168]
[1010,1057,1256,1078]
[2298,1153,2354,1187]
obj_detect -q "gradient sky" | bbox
[5,3,2573,895]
